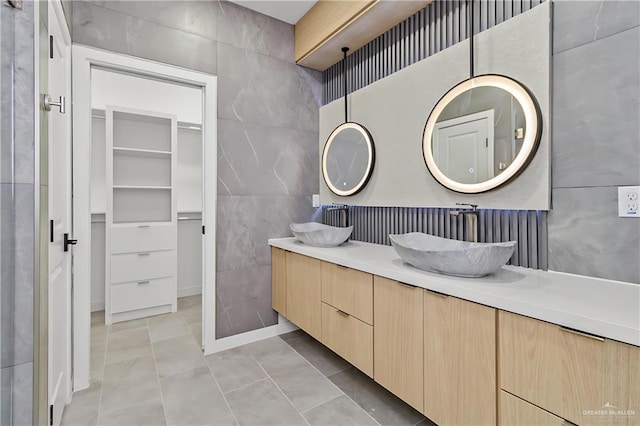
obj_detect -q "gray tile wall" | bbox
[549,1,640,283]
[69,1,322,338]
[1,0,36,424]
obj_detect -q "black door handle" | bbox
[64,233,77,252]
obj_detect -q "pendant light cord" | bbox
[469,0,474,78]
[342,47,349,123]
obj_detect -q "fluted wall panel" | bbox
[323,0,545,104]
[323,206,548,269]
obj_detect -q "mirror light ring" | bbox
[423,74,542,194]
[322,122,376,197]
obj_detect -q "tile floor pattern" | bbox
[62,295,435,426]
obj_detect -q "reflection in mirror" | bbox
[322,122,375,196]
[423,75,541,193]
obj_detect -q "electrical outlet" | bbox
[312,194,320,208]
[618,186,640,217]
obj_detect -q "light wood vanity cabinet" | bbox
[500,391,566,426]
[320,262,374,376]
[285,251,322,340]
[373,276,424,412]
[271,247,286,315]
[270,246,640,426]
[500,310,640,426]
[424,291,497,426]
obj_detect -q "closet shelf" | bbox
[113,147,172,158]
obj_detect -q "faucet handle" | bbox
[455,202,478,210]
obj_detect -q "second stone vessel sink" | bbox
[290,222,353,247]
[389,232,516,277]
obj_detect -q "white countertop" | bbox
[269,238,640,347]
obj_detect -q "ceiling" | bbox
[228,0,318,25]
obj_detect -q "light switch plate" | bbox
[618,186,640,217]
[312,194,320,208]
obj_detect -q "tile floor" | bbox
[62,295,434,426]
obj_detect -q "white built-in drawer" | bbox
[110,277,174,314]
[110,250,175,284]
[110,223,175,254]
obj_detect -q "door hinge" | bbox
[49,404,53,426]
[202,225,205,235]
[50,220,54,243]
[49,35,53,59]
[8,0,23,9]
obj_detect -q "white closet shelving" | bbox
[105,106,178,324]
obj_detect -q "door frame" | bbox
[71,46,217,391]
[47,0,73,419]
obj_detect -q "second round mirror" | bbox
[322,122,375,197]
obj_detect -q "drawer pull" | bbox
[137,225,150,228]
[425,289,449,298]
[336,309,350,317]
[138,252,151,256]
[137,280,151,285]
[397,281,418,289]
[560,326,604,342]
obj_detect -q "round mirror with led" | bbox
[322,47,376,197]
[422,0,541,194]
[322,122,375,196]
[423,74,541,193]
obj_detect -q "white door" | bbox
[48,2,72,425]
[433,110,494,184]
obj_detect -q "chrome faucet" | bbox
[325,204,349,229]
[449,203,479,242]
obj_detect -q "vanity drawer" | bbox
[110,277,174,314]
[321,261,373,324]
[321,302,373,377]
[500,310,639,425]
[500,391,565,425]
[110,223,175,254]
[110,250,175,284]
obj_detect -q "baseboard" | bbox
[178,285,202,298]
[204,315,299,355]
[91,300,105,312]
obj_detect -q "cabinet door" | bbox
[499,311,563,416]
[628,347,639,426]
[285,251,322,340]
[322,262,373,324]
[561,328,635,425]
[500,391,565,426]
[271,247,286,315]
[373,276,423,412]
[424,291,496,425]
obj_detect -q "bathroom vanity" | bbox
[270,238,640,426]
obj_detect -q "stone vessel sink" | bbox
[389,232,516,277]
[290,222,353,248]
